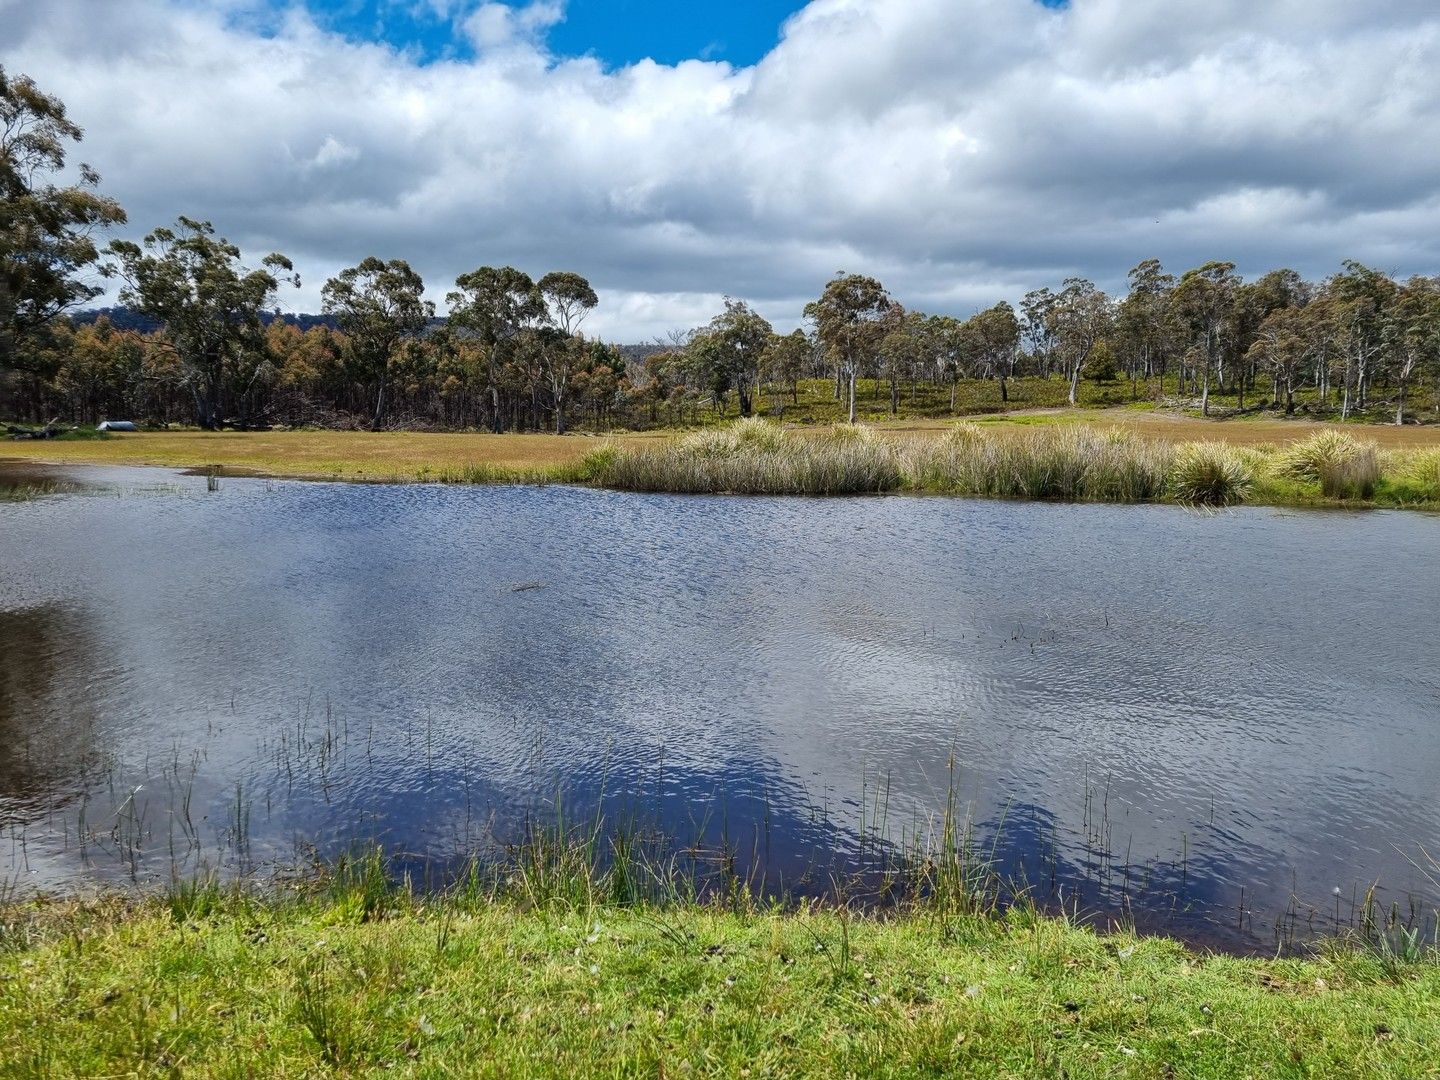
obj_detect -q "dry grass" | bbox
[0,429,663,483]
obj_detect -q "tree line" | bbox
[4,67,1440,432]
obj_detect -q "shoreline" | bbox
[6,413,1439,512]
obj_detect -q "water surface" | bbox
[2,463,1437,951]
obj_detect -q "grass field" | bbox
[3,882,1437,1078]
[4,408,1440,484]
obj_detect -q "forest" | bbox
[5,67,1440,435]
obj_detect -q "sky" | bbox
[4,0,1440,341]
[304,0,813,67]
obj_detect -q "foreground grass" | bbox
[3,886,1437,1078]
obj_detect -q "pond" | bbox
[2,463,1438,952]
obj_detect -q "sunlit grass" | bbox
[3,837,1438,1078]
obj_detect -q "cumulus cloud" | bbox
[3,0,1439,340]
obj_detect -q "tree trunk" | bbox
[889,376,898,415]
[1067,366,1079,406]
[847,368,857,424]
[370,370,387,432]
[999,375,1008,404]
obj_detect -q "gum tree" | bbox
[321,257,433,431]
[804,273,892,424]
[107,218,297,429]
[1,67,126,383]
[536,271,597,433]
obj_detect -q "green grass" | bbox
[736,374,1440,427]
[3,878,1438,1078]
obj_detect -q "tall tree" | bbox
[1173,261,1239,416]
[321,258,433,431]
[804,272,892,424]
[1246,307,1309,416]
[966,301,1021,403]
[763,329,811,407]
[1,67,126,370]
[1326,261,1396,419]
[1116,259,1178,398]
[1052,278,1112,406]
[689,298,773,418]
[536,271,598,433]
[1021,288,1059,380]
[447,266,542,433]
[1386,276,1440,426]
[107,218,297,429]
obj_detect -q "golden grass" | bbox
[1,411,1437,486]
[0,429,663,483]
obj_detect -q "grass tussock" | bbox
[1169,442,1255,506]
[584,420,903,495]
[911,425,1174,501]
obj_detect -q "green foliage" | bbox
[321,257,434,431]
[0,67,127,364]
[106,218,298,429]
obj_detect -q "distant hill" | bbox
[72,308,664,357]
[72,307,344,333]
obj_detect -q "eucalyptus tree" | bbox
[763,329,811,406]
[880,307,927,415]
[804,272,893,424]
[1325,261,1397,418]
[1052,278,1113,406]
[688,298,773,417]
[447,266,543,432]
[1115,259,1178,396]
[321,258,433,430]
[1386,276,1440,425]
[1020,287,1059,379]
[1173,261,1240,415]
[1245,307,1310,415]
[966,301,1021,402]
[535,271,597,433]
[1230,268,1311,408]
[107,218,298,429]
[922,314,967,412]
[1,67,126,370]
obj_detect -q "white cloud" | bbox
[464,1,565,51]
[4,0,1440,340]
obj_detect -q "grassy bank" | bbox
[4,873,1437,1078]
[5,414,1440,509]
[587,420,1440,508]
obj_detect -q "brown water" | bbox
[2,462,1438,952]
